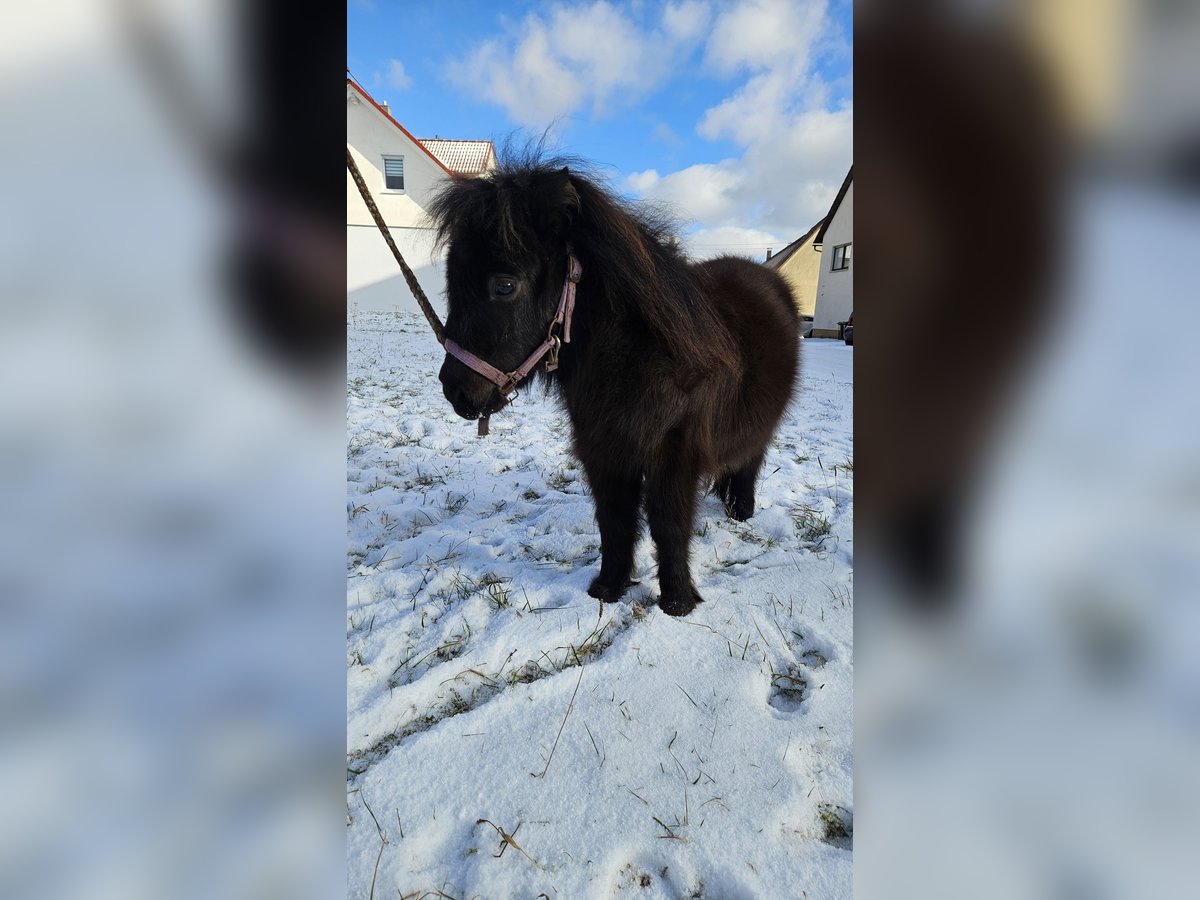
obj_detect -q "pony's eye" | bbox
[489,276,518,299]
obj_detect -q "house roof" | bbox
[813,166,853,248]
[346,78,454,177]
[764,218,825,270]
[418,139,495,175]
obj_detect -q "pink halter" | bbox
[444,253,582,435]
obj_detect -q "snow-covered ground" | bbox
[347,312,853,899]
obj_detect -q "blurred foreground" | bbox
[0,2,345,898]
[858,1,1200,897]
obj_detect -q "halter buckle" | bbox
[544,335,562,372]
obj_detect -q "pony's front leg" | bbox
[583,464,642,603]
[645,449,703,616]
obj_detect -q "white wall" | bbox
[347,86,452,312]
[346,90,447,229]
[347,225,446,315]
[813,179,854,336]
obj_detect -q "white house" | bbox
[346,78,495,313]
[811,167,853,339]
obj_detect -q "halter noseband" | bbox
[444,253,582,435]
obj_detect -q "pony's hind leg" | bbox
[584,465,642,603]
[720,451,765,522]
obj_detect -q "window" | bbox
[831,242,851,271]
[382,156,404,191]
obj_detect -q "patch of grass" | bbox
[817,803,853,849]
[769,666,809,709]
[412,468,448,488]
[482,573,511,609]
[349,679,501,778]
[571,619,618,664]
[790,505,833,547]
[445,570,511,608]
[546,469,575,491]
[824,581,852,610]
[508,660,549,686]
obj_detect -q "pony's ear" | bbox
[551,167,581,224]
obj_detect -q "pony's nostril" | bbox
[442,381,477,416]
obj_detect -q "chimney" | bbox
[381,100,390,115]
[766,248,773,260]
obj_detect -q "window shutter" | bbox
[383,157,404,190]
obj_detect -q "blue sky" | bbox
[348,0,852,259]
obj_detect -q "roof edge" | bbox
[346,78,455,177]
[813,166,853,248]
[764,217,825,269]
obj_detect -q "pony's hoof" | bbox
[658,588,704,617]
[725,499,754,522]
[588,576,634,603]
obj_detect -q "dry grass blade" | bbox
[475,818,541,868]
[583,721,604,767]
[358,792,387,900]
[675,683,700,709]
[652,815,690,843]
[369,839,385,900]
[532,665,584,778]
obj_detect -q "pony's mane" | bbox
[428,145,740,381]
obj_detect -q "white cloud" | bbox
[449,1,707,126]
[682,225,789,261]
[661,0,712,44]
[628,160,745,223]
[448,0,850,258]
[631,102,850,251]
[385,59,412,91]
[703,0,827,75]
[629,0,851,257]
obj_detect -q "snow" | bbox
[347,313,853,899]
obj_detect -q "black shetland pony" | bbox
[430,155,799,617]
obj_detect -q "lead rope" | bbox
[346,148,577,437]
[349,148,498,435]
[346,147,447,344]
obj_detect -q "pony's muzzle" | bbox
[439,354,503,420]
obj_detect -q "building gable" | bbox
[347,80,457,228]
[813,167,853,249]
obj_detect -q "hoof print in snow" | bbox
[817,803,853,850]
[800,648,828,669]
[768,664,809,712]
[614,862,654,891]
